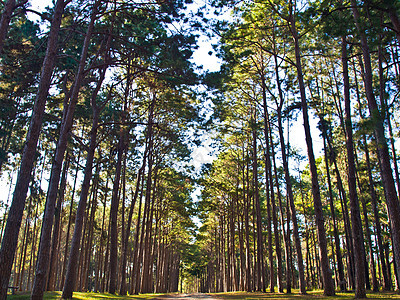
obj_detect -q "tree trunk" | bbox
[108,136,125,294]
[286,197,292,292]
[142,168,157,293]
[84,173,99,291]
[132,179,146,294]
[342,35,367,298]
[221,214,227,292]
[267,125,284,293]
[251,110,265,292]
[27,199,40,290]
[139,99,156,294]
[60,151,81,289]
[260,78,274,292]
[351,0,400,284]
[355,153,379,291]
[378,41,400,207]
[366,141,390,290]
[0,0,16,53]
[238,190,246,291]
[119,82,154,294]
[62,67,107,298]
[289,10,335,295]
[269,135,285,293]
[47,154,70,291]
[320,123,346,292]
[269,21,304,292]
[229,193,238,291]
[352,54,391,291]
[0,1,65,297]
[325,127,355,289]
[15,194,32,291]
[244,146,252,291]
[130,173,145,294]
[119,167,143,295]
[272,55,306,294]
[31,2,98,296]
[134,98,156,294]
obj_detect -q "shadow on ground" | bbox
[7,290,400,300]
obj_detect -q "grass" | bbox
[210,290,400,299]
[7,291,163,300]
[6,290,400,300]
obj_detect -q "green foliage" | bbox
[0,15,43,167]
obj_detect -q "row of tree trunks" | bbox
[2,0,400,297]
[196,116,300,293]
[30,1,100,296]
[351,0,400,290]
[0,0,66,297]
[61,57,109,298]
[1,75,190,299]
[341,35,367,299]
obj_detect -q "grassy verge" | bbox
[7,291,164,300]
[6,290,400,300]
[210,290,400,299]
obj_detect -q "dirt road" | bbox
[154,293,219,300]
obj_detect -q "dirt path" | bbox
[153,293,219,300]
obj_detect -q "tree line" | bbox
[193,0,400,298]
[1,0,400,299]
[0,0,200,298]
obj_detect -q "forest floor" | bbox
[207,291,400,299]
[6,290,400,300]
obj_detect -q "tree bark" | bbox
[108,135,125,294]
[326,128,355,289]
[353,54,392,291]
[321,127,346,292]
[251,110,265,292]
[378,41,400,208]
[60,151,81,290]
[238,186,246,291]
[31,2,98,297]
[0,0,65,297]
[355,152,378,292]
[244,145,252,292]
[130,173,145,294]
[119,66,152,295]
[270,134,285,293]
[267,121,284,293]
[15,194,33,291]
[272,53,306,295]
[139,97,156,294]
[0,0,16,53]
[289,8,335,295]
[342,35,366,299]
[260,78,274,292]
[119,167,144,295]
[47,154,70,291]
[134,98,156,294]
[62,66,107,299]
[351,0,400,285]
